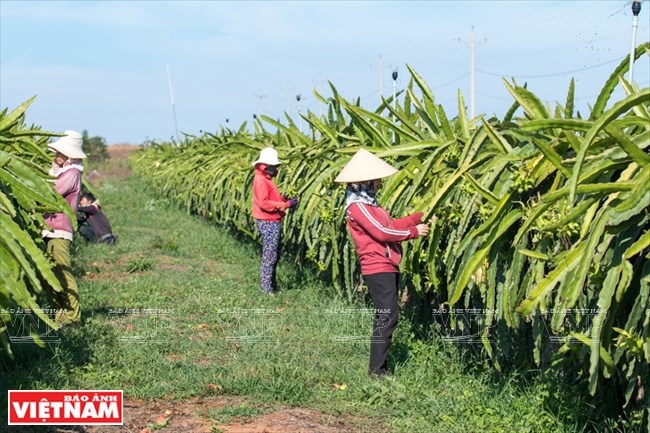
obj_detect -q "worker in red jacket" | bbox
[251,147,298,294]
[335,148,429,377]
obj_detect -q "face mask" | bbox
[264,165,278,176]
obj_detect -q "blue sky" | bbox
[1,1,648,144]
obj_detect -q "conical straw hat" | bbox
[334,148,398,183]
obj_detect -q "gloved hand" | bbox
[286,198,299,209]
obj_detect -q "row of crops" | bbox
[1,43,645,424]
[0,97,73,357]
[131,43,649,416]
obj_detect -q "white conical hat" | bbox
[48,130,87,159]
[252,147,282,166]
[334,148,398,183]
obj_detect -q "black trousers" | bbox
[364,272,399,375]
[78,223,97,243]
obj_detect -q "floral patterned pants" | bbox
[255,220,281,293]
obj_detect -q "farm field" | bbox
[2,147,594,433]
[2,41,648,432]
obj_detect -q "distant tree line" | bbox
[81,130,109,163]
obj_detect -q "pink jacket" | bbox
[43,168,82,238]
[251,164,289,221]
[345,203,423,275]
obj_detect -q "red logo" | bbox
[8,390,123,425]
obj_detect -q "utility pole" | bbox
[318,74,323,118]
[285,82,293,116]
[312,75,324,117]
[392,68,398,143]
[392,68,398,110]
[166,66,179,144]
[458,26,486,119]
[296,94,302,133]
[379,55,384,100]
[629,1,642,83]
[254,94,268,119]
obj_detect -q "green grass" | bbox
[204,403,264,424]
[1,174,620,432]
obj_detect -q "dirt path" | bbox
[60,396,372,433]
[85,144,138,188]
[59,145,382,433]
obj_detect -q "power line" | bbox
[361,88,379,102]
[394,40,458,64]
[476,57,621,79]
[574,79,649,101]
[476,91,512,102]
[254,94,268,119]
[476,2,557,28]
[482,2,615,40]
[476,31,629,61]
[608,1,632,19]
[428,59,469,75]
[245,3,647,129]
[431,72,471,90]
[291,39,461,95]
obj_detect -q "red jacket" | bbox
[345,202,423,275]
[252,165,289,221]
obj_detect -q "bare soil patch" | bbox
[34,397,378,433]
[86,144,140,187]
[108,144,141,160]
[214,407,372,433]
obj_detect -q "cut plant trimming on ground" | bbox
[1,44,649,432]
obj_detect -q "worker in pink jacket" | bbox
[335,148,429,377]
[251,147,298,294]
[42,130,86,326]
